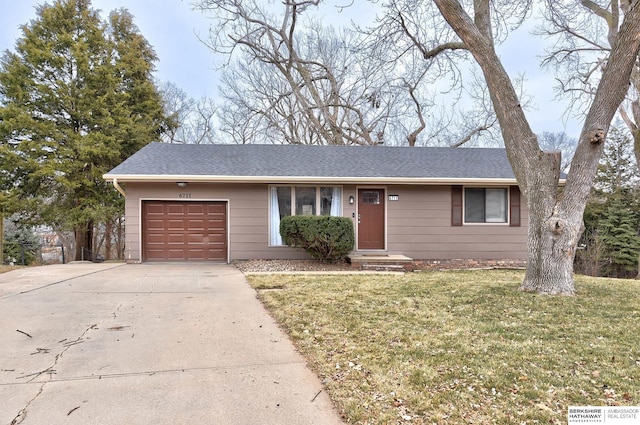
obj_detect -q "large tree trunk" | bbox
[105,219,112,261]
[116,216,125,260]
[521,199,582,295]
[74,220,94,261]
[434,0,640,295]
[518,152,580,295]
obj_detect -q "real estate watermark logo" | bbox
[568,406,640,424]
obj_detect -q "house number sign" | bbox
[178,193,192,198]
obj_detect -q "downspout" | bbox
[112,178,126,197]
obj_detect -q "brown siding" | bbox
[124,182,308,262]
[383,185,528,260]
[122,182,527,262]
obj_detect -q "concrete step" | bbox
[348,254,414,272]
[360,264,406,272]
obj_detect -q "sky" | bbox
[0,0,581,140]
[0,0,218,98]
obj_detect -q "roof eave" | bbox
[103,174,522,185]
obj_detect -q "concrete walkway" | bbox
[0,263,344,425]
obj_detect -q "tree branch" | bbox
[396,11,467,59]
[449,118,497,147]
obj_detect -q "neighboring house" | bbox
[103,142,527,264]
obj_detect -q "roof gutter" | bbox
[103,174,527,186]
[112,178,126,197]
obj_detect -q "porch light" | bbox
[349,195,355,204]
[177,182,187,188]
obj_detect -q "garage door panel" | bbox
[166,250,189,260]
[186,219,205,229]
[166,203,187,213]
[145,204,166,213]
[143,201,227,262]
[147,234,166,244]
[167,234,188,244]
[146,249,168,258]
[187,204,206,213]
[207,234,226,242]
[186,248,205,257]
[146,218,165,228]
[167,219,186,229]
[187,234,207,243]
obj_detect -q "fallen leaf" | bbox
[535,403,553,413]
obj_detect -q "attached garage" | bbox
[105,143,533,264]
[142,201,227,262]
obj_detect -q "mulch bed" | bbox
[233,259,525,273]
[233,259,354,273]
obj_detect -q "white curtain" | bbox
[330,187,341,216]
[270,187,283,245]
[485,188,507,223]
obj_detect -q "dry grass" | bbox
[0,265,22,274]
[248,270,640,424]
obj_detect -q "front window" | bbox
[270,186,342,245]
[295,186,316,215]
[465,188,507,223]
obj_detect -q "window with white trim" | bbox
[464,188,508,223]
[269,186,342,245]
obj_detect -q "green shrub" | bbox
[280,215,354,263]
[3,218,39,265]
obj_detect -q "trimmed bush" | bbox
[280,215,354,263]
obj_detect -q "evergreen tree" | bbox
[2,217,40,266]
[598,193,640,278]
[579,124,640,278]
[0,0,171,260]
[593,125,639,194]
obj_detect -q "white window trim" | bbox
[268,185,343,247]
[462,186,510,226]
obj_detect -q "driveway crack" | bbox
[112,303,123,318]
[10,322,99,424]
[9,382,46,425]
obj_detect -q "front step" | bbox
[348,255,414,272]
[361,264,406,272]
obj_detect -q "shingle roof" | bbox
[104,142,516,182]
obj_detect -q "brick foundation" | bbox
[412,259,526,271]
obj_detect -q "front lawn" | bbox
[0,265,21,274]
[247,270,640,424]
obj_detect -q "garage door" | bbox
[142,201,227,262]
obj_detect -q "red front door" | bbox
[358,189,385,250]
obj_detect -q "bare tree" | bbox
[540,0,640,165]
[195,0,404,145]
[361,0,518,147]
[430,0,640,294]
[160,81,218,144]
[218,46,340,145]
[538,131,577,173]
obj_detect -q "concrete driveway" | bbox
[0,263,344,425]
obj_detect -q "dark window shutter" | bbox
[451,185,463,226]
[509,185,521,227]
